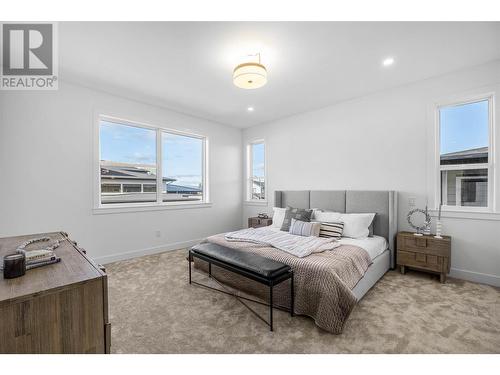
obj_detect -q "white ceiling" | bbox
[60,22,500,128]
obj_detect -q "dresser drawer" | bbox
[397,250,443,272]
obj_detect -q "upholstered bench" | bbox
[189,242,294,331]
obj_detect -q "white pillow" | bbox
[271,207,287,229]
[312,210,342,222]
[340,213,375,239]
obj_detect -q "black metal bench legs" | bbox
[188,250,294,332]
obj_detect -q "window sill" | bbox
[428,209,500,221]
[244,200,269,207]
[93,202,212,215]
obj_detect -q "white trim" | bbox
[434,93,495,213]
[449,267,500,287]
[243,200,269,206]
[94,114,209,210]
[92,238,204,265]
[429,208,500,221]
[156,127,162,204]
[93,202,212,215]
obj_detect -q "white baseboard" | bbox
[450,267,500,287]
[93,238,204,265]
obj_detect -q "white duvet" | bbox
[224,227,340,258]
[265,226,387,261]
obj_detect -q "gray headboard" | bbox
[275,190,398,268]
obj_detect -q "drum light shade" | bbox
[233,62,267,89]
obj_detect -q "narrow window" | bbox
[438,98,492,210]
[248,141,266,201]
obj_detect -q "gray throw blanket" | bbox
[198,233,372,334]
[224,227,340,257]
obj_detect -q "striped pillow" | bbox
[318,221,344,239]
[289,218,321,237]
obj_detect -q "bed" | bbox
[199,190,398,333]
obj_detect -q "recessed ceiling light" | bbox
[382,57,395,67]
[247,106,254,112]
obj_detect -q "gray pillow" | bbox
[280,207,313,232]
[368,214,376,237]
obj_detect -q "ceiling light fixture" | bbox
[233,53,267,89]
[247,106,254,112]
[382,57,395,67]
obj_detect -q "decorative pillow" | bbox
[271,207,288,229]
[289,218,321,237]
[280,207,313,232]
[318,221,344,239]
[312,210,342,222]
[340,213,376,239]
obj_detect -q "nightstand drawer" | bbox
[397,250,416,264]
[248,217,273,228]
[401,236,450,256]
[397,250,443,272]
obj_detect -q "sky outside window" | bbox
[100,120,156,165]
[440,100,489,155]
[252,143,265,178]
[162,132,203,188]
[100,120,203,188]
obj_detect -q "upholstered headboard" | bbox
[274,190,398,268]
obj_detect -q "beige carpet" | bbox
[106,249,500,353]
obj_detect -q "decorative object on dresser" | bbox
[248,216,273,228]
[397,231,451,283]
[0,232,110,353]
[407,207,431,236]
[435,204,443,239]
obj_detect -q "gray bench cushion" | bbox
[191,243,291,279]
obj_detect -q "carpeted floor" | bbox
[106,249,500,354]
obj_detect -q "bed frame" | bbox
[275,190,398,300]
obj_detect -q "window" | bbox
[247,141,266,201]
[437,96,493,210]
[162,132,204,203]
[98,117,207,207]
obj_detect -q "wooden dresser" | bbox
[248,216,273,228]
[397,231,451,283]
[0,232,110,354]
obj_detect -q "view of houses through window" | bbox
[249,141,266,200]
[439,98,491,209]
[99,118,205,205]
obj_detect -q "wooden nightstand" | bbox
[397,231,451,283]
[248,216,273,228]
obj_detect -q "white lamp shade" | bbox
[233,62,267,89]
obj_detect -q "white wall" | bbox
[243,60,500,287]
[0,82,243,264]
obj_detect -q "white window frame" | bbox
[245,140,267,204]
[435,93,495,213]
[93,114,210,213]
